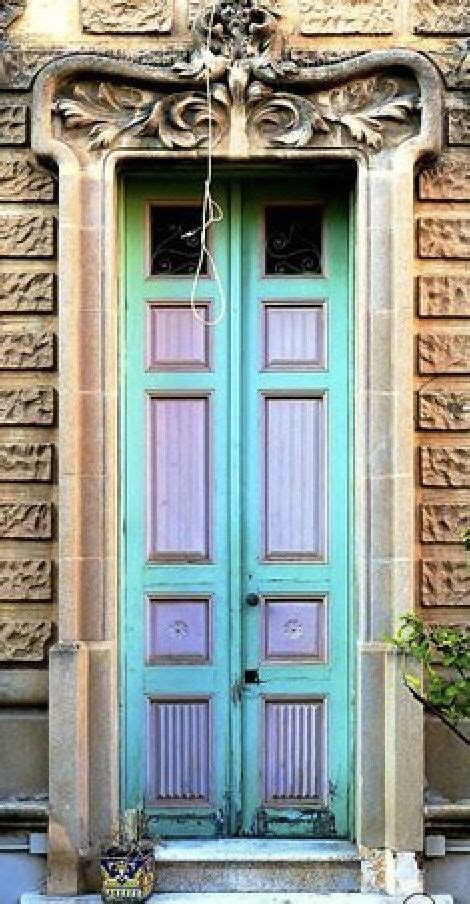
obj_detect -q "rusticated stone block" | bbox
[0,1,26,31]
[419,153,470,200]
[418,276,470,318]
[0,215,54,259]
[0,157,55,201]
[0,103,27,145]
[0,50,55,90]
[0,444,53,481]
[0,560,51,600]
[415,0,470,34]
[299,0,393,33]
[0,503,52,540]
[421,504,470,543]
[421,559,470,607]
[0,620,52,662]
[418,388,470,431]
[418,333,470,374]
[448,109,470,145]
[430,42,470,89]
[0,388,54,426]
[418,218,470,259]
[0,331,54,370]
[0,272,54,313]
[81,0,172,33]
[420,446,470,487]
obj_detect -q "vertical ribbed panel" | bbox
[264,397,325,559]
[264,304,325,369]
[149,397,209,559]
[264,699,325,803]
[148,304,209,369]
[148,699,210,802]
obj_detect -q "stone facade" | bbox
[0,0,467,898]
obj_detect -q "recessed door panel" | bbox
[148,396,210,561]
[263,396,325,560]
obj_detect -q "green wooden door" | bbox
[121,174,352,839]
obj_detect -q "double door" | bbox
[122,174,352,837]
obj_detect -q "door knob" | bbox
[244,669,260,685]
[246,593,260,607]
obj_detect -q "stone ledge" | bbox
[21,895,455,903]
[154,839,361,863]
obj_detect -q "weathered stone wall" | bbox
[0,0,467,832]
[416,145,470,628]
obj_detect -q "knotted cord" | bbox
[184,1,227,326]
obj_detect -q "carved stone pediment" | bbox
[46,0,439,161]
[55,73,420,156]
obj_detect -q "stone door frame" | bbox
[30,44,442,893]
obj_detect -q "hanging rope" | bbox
[183,1,227,327]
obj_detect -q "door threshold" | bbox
[154,838,360,862]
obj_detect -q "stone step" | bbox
[22,894,454,903]
[153,840,361,894]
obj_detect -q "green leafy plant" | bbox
[390,614,470,745]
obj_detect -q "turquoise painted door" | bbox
[122,174,352,839]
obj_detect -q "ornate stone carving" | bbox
[418,276,470,317]
[56,81,230,152]
[54,1,420,156]
[429,41,470,89]
[0,272,55,312]
[448,109,470,146]
[417,388,470,431]
[56,75,419,154]
[0,331,55,369]
[246,77,418,151]
[0,215,55,258]
[420,446,470,487]
[81,0,172,34]
[0,560,52,600]
[0,503,52,540]
[299,0,394,35]
[418,218,470,259]
[421,504,470,543]
[0,444,53,481]
[418,332,470,374]
[414,0,469,35]
[0,103,28,144]
[421,559,470,607]
[0,156,55,201]
[0,0,25,32]
[0,620,52,663]
[419,153,470,200]
[0,388,54,425]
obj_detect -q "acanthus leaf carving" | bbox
[56,74,419,155]
[247,77,419,150]
[56,82,230,152]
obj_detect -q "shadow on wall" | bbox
[0,852,47,904]
[426,849,470,904]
